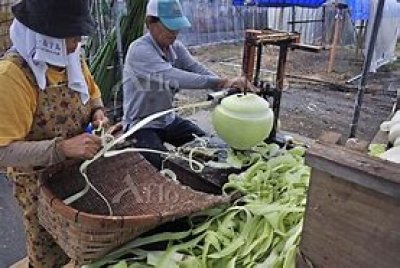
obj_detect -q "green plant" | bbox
[89,0,147,103]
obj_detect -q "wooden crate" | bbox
[297,141,400,268]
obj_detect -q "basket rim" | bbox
[38,153,228,228]
[40,181,228,228]
[40,185,165,226]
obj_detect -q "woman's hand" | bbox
[92,108,109,129]
[59,133,102,159]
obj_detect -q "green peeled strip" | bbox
[87,144,310,268]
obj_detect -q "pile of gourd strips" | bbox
[85,144,310,268]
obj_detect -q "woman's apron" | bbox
[4,52,92,267]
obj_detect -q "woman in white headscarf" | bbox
[0,0,110,266]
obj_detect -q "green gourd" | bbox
[212,93,274,150]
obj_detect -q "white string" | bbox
[63,101,213,215]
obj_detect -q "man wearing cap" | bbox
[0,0,109,266]
[123,0,253,169]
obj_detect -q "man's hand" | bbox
[59,133,102,159]
[219,77,258,92]
[107,122,124,136]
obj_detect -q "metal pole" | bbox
[269,42,289,140]
[291,7,296,33]
[278,7,284,30]
[321,6,326,46]
[114,0,126,122]
[254,43,263,86]
[349,0,386,138]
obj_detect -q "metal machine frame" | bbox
[241,29,321,143]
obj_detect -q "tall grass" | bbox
[89,0,147,103]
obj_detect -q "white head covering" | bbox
[9,19,89,104]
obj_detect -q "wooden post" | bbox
[242,30,258,81]
[327,2,342,73]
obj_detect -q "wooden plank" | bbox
[305,142,400,198]
[344,138,369,153]
[317,131,342,145]
[281,130,315,147]
[290,43,323,53]
[300,168,400,268]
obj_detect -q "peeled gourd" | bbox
[380,111,400,131]
[388,123,400,144]
[394,137,400,147]
[379,111,400,162]
[381,111,400,144]
[212,94,274,150]
[380,147,400,163]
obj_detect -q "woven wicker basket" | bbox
[38,152,229,264]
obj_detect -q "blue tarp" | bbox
[233,0,326,8]
[346,0,370,21]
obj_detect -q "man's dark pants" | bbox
[131,116,206,169]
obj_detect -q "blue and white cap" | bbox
[146,0,191,31]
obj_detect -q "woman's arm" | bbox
[0,139,65,167]
[0,133,102,168]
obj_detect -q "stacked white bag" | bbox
[379,111,400,163]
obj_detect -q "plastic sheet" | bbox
[179,0,352,46]
[347,0,370,21]
[233,0,327,8]
[365,0,400,72]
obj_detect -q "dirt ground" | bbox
[176,43,400,141]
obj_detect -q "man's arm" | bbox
[126,43,225,90]
[138,67,223,89]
